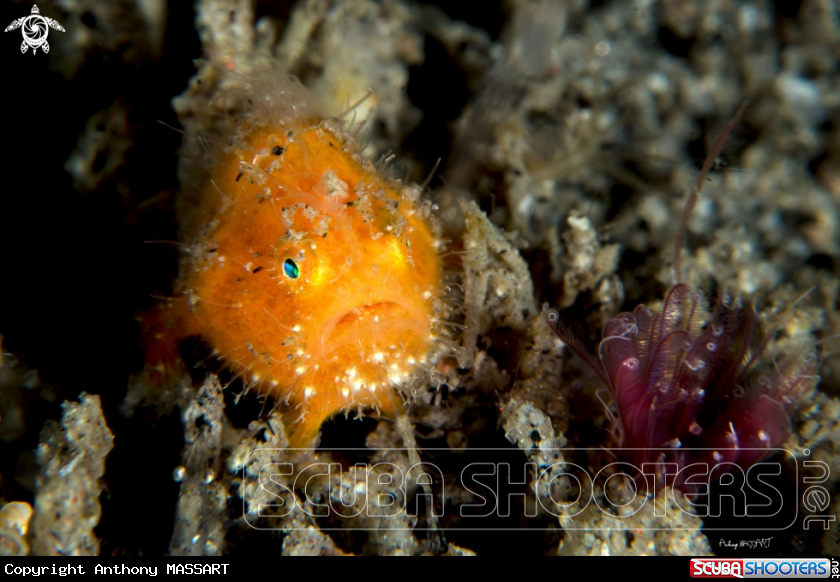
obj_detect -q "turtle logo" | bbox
[5,5,65,55]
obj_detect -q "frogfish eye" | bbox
[283,258,299,279]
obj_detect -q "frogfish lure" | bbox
[138,67,450,447]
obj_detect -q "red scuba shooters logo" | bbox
[692,559,744,578]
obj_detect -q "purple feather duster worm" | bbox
[546,287,818,491]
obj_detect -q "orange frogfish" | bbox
[140,70,449,447]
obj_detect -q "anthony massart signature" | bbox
[719,537,773,550]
